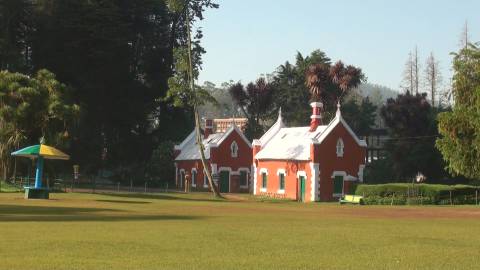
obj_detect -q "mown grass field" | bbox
[1,192,480,270]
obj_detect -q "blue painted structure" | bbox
[34,156,44,188]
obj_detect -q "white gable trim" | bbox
[216,124,252,148]
[257,113,285,147]
[314,116,367,147]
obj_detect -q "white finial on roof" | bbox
[336,101,341,117]
[277,107,285,127]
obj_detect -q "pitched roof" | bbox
[255,107,367,161]
[255,126,326,160]
[174,124,251,161]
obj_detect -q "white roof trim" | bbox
[215,124,252,148]
[314,115,367,147]
[257,109,285,147]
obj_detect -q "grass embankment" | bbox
[0,181,21,192]
[0,192,479,269]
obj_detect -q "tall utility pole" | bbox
[184,3,222,197]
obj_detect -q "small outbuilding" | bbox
[174,118,252,193]
[252,103,367,202]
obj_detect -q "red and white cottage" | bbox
[174,118,252,193]
[252,103,367,202]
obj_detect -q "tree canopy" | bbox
[229,78,275,140]
[271,50,365,126]
[381,92,447,180]
[436,43,480,179]
[0,0,218,182]
[0,69,79,179]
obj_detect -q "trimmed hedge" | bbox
[354,183,480,205]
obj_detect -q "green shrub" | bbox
[354,183,480,205]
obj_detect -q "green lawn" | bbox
[1,192,480,270]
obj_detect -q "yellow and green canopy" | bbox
[11,144,70,160]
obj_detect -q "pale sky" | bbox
[197,0,480,90]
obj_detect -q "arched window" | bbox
[231,141,238,158]
[336,138,344,157]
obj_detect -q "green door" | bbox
[299,176,306,202]
[334,175,344,195]
[220,171,230,193]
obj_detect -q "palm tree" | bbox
[329,61,363,100]
[305,61,364,103]
[305,63,330,102]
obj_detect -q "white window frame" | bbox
[179,169,185,188]
[331,171,347,197]
[230,141,238,158]
[336,138,344,157]
[191,168,197,187]
[238,168,249,188]
[203,174,209,188]
[277,169,286,194]
[260,168,268,192]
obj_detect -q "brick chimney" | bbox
[204,118,213,138]
[309,102,323,132]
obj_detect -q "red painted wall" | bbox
[253,122,366,202]
[210,130,252,172]
[315,123,366,201]
[175,129,252,193]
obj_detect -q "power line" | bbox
[371,135,439,142]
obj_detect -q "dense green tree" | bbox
[0,0,218,182]
[341,96,377,136]
[436,43,480,179]
[0,0,33,72]
[0,69,79,179]
[229,78,275,140]
[381,92,447,180]
[272,50,331,126]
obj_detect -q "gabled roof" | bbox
[175,124,251,161]
[255,126,326,160]
[314,110,367,147]
[255,106,367,161]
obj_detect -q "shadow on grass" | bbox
[99,192,228,203]
[0,205,202,222]
[95,199,151,204]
